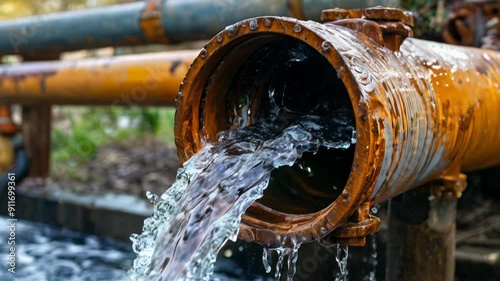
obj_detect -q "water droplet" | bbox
[264,18,272,27]
[223,249,233,258]
[249,19,259,30]
[216,35,223,43]
[320,227,327,234]
[146,191,159,205]
[322,41,331,51]
[337,66,344,79]
[293,24,302,33]
[225,24,238,37]
[130,233,139,242]
[200,48,207,58]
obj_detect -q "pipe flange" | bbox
[321,7,414,51]
[320,203,380,247]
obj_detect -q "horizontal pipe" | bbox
[0,50,198,106]
[174,16,500,246]
[0,0,397,56]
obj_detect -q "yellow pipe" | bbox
[0,50,198,106]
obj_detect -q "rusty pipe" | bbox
[0,0,398,57]
[174,10,500,247]
[0,50,197,106]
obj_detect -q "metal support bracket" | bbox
[322,202,381,247]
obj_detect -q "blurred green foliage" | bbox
[51,107,176,180]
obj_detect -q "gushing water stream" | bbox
[129,110,355,281]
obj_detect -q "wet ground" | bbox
[0,217,133,281]
[0,217,272,281]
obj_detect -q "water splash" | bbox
[129,111,355,281]
[250,19,259,31]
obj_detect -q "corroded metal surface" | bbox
[0,51,197,106]
[0,0,395,56]
[174,15,500,247]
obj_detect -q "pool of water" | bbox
[0,217,271,281]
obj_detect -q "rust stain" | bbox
[139,0,170,44]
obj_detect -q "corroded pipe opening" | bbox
[175,17,373,246]
[201,35,355,215]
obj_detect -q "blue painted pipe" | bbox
[0,0,397,56]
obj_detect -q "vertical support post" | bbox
[19,53,59,179]
[386,185,457,281]
[21,105,52,178]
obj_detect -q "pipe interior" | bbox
[201,35,355,215]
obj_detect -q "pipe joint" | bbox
[140,0,170,44]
